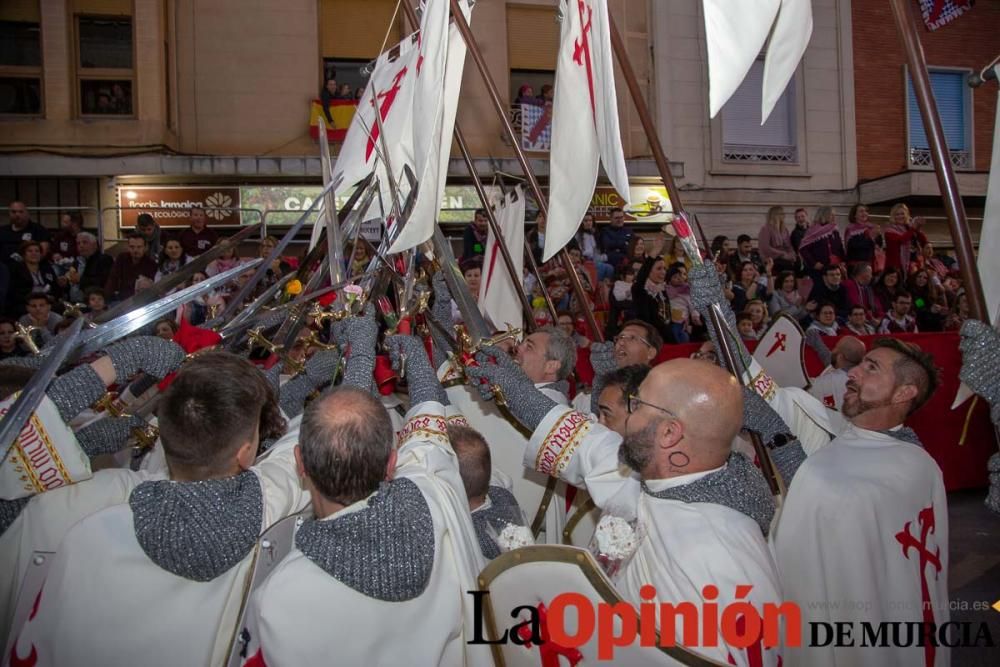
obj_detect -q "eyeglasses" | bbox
[626,392,677,417]
[613,333,652,348]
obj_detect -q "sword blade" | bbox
[213,272,294,336]
[432,225,491,343]
[0,318,86,466]
[76,259,262,358]
[95,223,262,325]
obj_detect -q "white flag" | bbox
[389,0,471,253]
[543,0,630,263]
[703,0,779,118]
[762,0,813,123]
[480,186,526,331]
[331,34,418,206]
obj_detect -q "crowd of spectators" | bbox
[0,202,297,355]
[461,201,968,352]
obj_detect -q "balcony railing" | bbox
[722,143,798,164]
[908,146,971,170]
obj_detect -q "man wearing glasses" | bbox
[465,353,784,666]
[572,320,662,416]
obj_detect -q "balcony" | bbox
[908,147,971,170]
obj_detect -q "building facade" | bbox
[0,0,995,249]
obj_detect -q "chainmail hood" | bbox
[294,477,434,602]
[130,470,263,582]
[642,452,775,536]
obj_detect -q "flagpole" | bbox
[445,0,605,342]
[454,125,538,330]
[395,2,538,331]
[888,0,987,322]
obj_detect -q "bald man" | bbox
[466,353,783,667]
[807,335,866,410]
[239,337,490,666]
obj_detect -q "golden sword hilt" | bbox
[130,423,159,453]
[247,327,283,355]
[14,322,41,355]
[92,392,127,418]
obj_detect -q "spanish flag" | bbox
[309,99,357,142]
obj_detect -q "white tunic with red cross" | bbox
[766,387,950,667]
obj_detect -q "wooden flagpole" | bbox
[888,0,987,322]
[445,0,605,342]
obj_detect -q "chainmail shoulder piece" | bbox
[876,426,923,448]
[769,439,807,487]
[130,470,263,582]
[48,363,106,422]
[0,496,30,537]
[75,414,148,457]
[294,477,434,602]
[471,485,524,560]
[540,380,569,400]
[642,452,775,536]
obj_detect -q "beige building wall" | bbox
[650,0,859,238]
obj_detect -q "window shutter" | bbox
[907,70,967,151]
[507,6,559,71]
[320,0,404,60]
[721,60,795,148]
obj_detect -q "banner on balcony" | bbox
[309,99,357,142]
[519,103,552,151]
[919,0,975,31]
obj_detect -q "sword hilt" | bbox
[92,392,128,418]
[130,423,159,452]
[247,327,283,355]
[14,322,41,355]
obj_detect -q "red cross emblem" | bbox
[894,504,942,667]
[516,603,584,667]
[765,332,787,358]
[365,66,408,161]
[726,612,782,667]
[572,0,597,118]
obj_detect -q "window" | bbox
[0,1,43,115]
[721,59,798,164]
[507,6,558,152]
[906,68,971,170]
[75,15,134,116]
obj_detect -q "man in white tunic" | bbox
[239,333,491,666]
[688,259,949,667]
[444,326,575,543]
[758,338,949,667]
[572,319,662,415]
[7,351,309,667]
[466,352,785,667]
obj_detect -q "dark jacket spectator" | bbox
[1,201,50,266]
[727,234,765,277]
[320,79,338,124]
[60,232,113,303]
[105,234,157,302]
[843,204,880,265]
[51,211,84,261]
[599,209,632,269]
[7,241,60,316]
[631,255,674,344]
[136,213,162,259]
[178,207,219,257]
[807,265,850,319]
[797,207,845,278]
[462,209,489,261]
[789,207,810,252]
[873,267,904,316]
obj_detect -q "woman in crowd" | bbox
[662,235,692,272]
[710,235,732,263]
[883,202,926,273]
[176,271,225,326]
[843,203,880,267]
[745,299,770,337]
[7,240,60,316]
[624,235,646,270]
[910,242,952,281]
[155,238,191,282]
[907,268,947,332]
[206,239,242,277]
[769,270,808,323]
[575,212,614,283]
[944,290,970,331]
[730,259,773,314]
[632,235,673,344]
[154,317,179,341]
[664,263,694,344]
[874,267,904,315]
[798,206,845,281]
[807,302,840,336]
[757,206,797,274]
